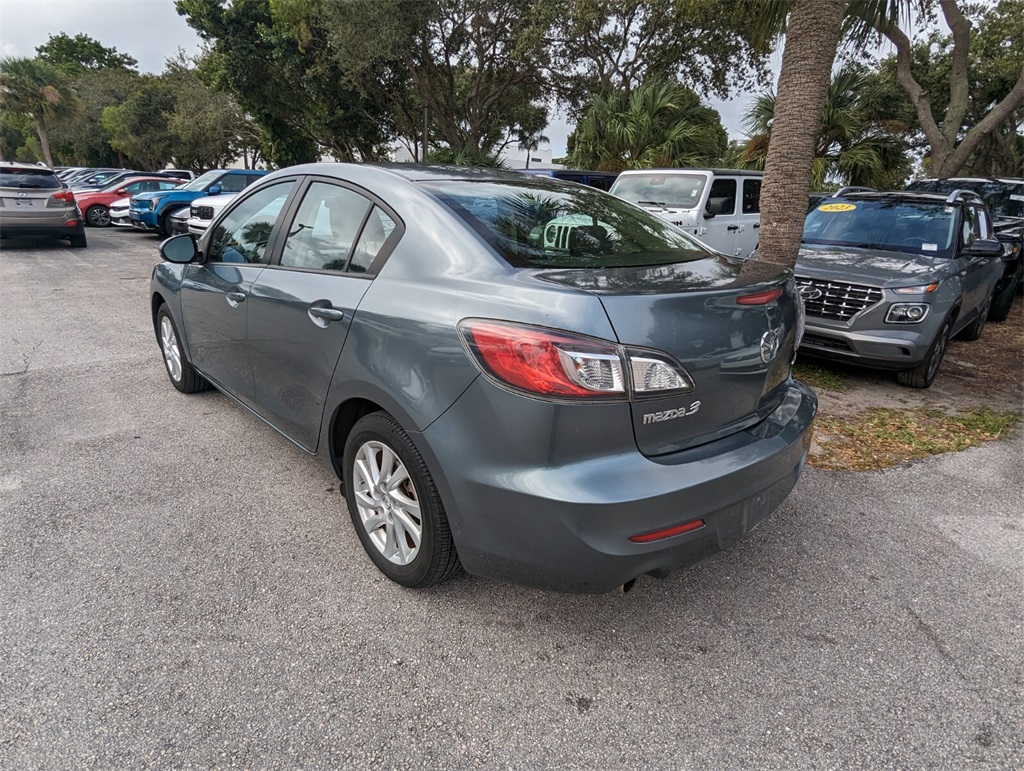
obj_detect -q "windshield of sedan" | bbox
[421,179,715,269]
[609,173,708,209]
[182,170,223,192]
[803,199,958,258]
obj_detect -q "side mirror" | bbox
[160,234,198,264]
[964,238,1003,257]
[207,185,222,195]
[705,197,729,218]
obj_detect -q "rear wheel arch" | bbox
[330,398,385,479]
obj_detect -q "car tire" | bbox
[68,234,87,248]
[959,292,993,341]
[156,304,210,394]
[987,264,1021,323]
[343,412,461,588]
[85,205,110,227]
[897,318,951,389]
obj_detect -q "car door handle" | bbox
[225,291,247,307]
[308,306,345,323]
[727,225,741,232]
[753,223,760,229]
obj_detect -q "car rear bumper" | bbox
[0,220,85,238]
[416,378,817,593]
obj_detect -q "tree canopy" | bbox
[36,33,138,74]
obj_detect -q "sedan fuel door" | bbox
[178,181,297,404]
[246,180,401,450]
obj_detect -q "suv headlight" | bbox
[886,304,929,323]
[892,283,939,294]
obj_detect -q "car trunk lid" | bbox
[537,256,798,455]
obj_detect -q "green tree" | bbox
[100,78,177,169]
[177,0,394,166]
[164,56,245,170]
[36,32,137,74]
[0,57,82,167]
[551,0,775,117]
[741,65,911,189]
[847,0,1024,178]
[47,66,142,166]
[565,81,728,172]
[517,127,549,169]
[312,0,553,156]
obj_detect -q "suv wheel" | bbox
[897,318,950,389]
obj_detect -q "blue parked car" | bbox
[129,169,268,235]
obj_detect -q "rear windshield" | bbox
[803,198,958,257]
[420,179,714,269]
[0,167,60,190]
[610,173,708,209]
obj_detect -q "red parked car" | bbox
[77,176,185,227]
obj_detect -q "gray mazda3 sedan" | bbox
[150,164,816,593]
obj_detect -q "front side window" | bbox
[422,179,714,269]
[217,174,250,194]
[207,182,294,264]
[962,206,980,246]
[708,178,737,215]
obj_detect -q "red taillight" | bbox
[737,287,783,305]
[65,220,79,226]
[52,190,75,203]
[628,518,705,543]
[459,320,625,398]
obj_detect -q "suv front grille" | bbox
[193,205,214,220]
[795,277,882,321]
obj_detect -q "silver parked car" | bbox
[151,164,816,593]
[0,162,87,248]
[795,190,1004,387]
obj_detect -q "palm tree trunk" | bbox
[756,0,847,269]
[34,118,54,168]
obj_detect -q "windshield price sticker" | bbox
[818,203,857,212]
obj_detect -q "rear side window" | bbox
[280,182,372,272]
[742,179,761,214]
[422,179,713,269]
[218,174,250,193]
[0,167,60,190]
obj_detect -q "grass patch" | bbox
[793,361,848,392]
[810,406,1019,471]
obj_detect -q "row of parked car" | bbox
[608,169,1023,388]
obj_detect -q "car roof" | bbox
[0,161,56,172]
[614,168,765,178]
[836,190,973,206]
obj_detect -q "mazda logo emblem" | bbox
[760,330,781,364]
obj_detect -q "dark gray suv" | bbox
[796,190,1004,388]
[151,164,817,593]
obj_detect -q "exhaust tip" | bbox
[617,578,637,594]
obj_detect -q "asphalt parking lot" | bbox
[2,228,1022,769]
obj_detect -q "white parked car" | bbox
[186,192,237,237]
[610,169,763,257]
[109,197,132,227]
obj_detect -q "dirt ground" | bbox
[806,300,1024,417]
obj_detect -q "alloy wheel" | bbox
[160,316,183,383]
[351,440,422,565]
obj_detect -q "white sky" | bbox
[0,0,768,154]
